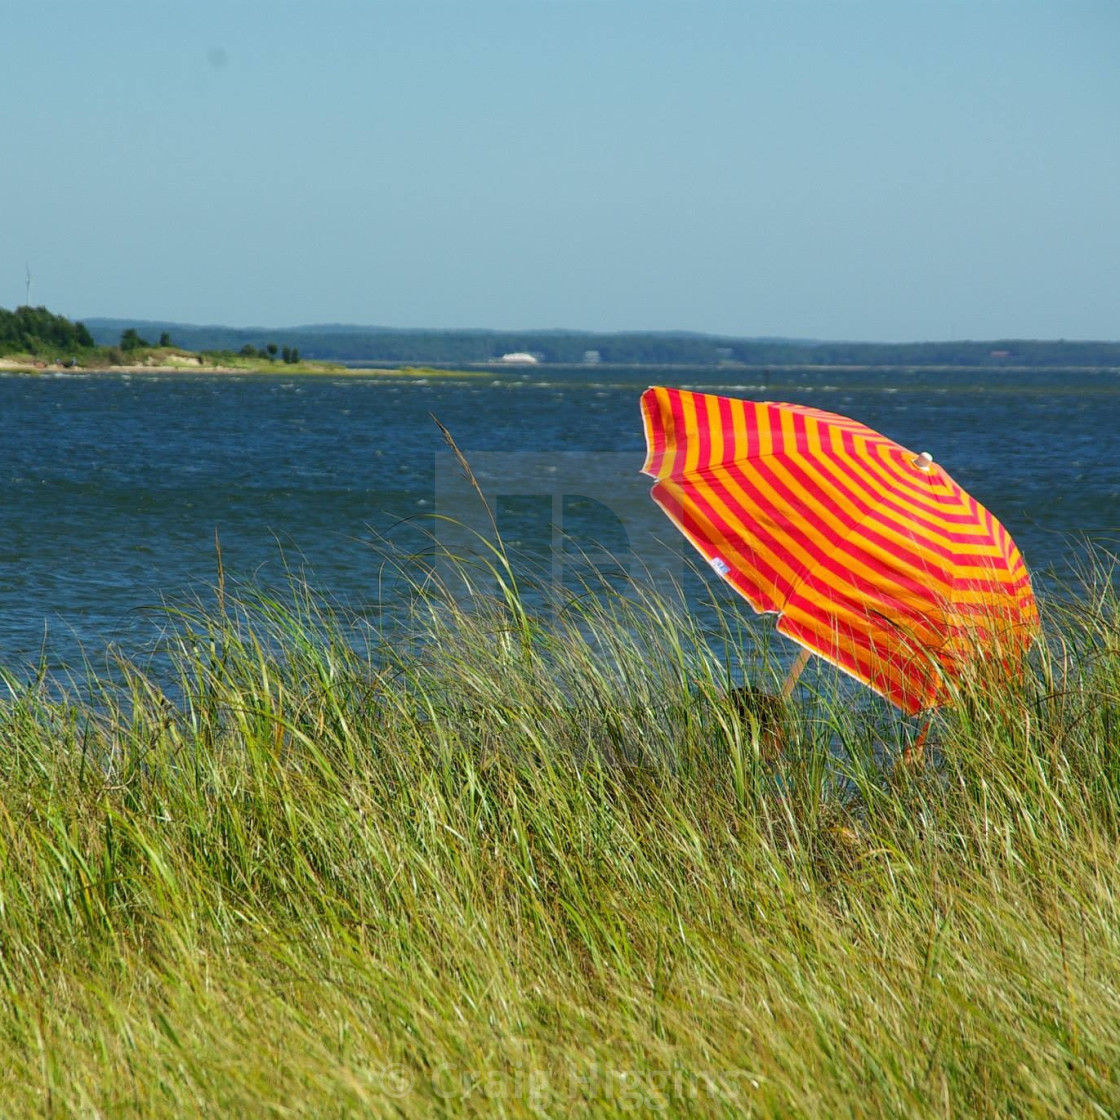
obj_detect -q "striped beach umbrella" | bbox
[640,386,1038,715]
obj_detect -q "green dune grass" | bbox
[1,545,1119,1117]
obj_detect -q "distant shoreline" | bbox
[81,317,1120,371]
[3,356,1118,378]
[0,357,491,379]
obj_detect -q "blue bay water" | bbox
[1,366,1118,675]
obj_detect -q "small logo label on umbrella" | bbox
[710,556,730,576]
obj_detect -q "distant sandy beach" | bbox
[0,357,238,374]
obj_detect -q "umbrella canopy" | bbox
[640,386,1038,715]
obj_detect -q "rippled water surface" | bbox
[2,366,1117,672]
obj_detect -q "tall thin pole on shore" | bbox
[24,265,32,307]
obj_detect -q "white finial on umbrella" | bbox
[915,452,934,471]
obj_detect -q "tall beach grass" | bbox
[1,540,1119,1116]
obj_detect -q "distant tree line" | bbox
[236,342,301,364]
[119,328,173,351]
[0,308,182,364]
[0,305,95,355]
[82,319,1120,369]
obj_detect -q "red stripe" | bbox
[651,480,786,612]
[654,398,1025,591]
[747,450,953,572]
[723,454,961,580]
[790,409,812,458]
[792,454,988,553]
[808,449,1004,547]
[682,469,817,600]
[791,566,945,633]
[675,463,952,618]
[829,429,966,521]
[719,394,741,461]
[706,464,956,607]
[691,463,1030,631]
[673,477,802,610]
[668,392,1033,599]
[670,389,690,474]
[777,609,940,714]
[829,430,984,528]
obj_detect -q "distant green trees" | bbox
[0,305,95,355]
[120,328,151,351]
[236,342,290,363]
[0,307,313,367]
[191,340,308,366]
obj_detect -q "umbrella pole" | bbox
[780,647,812,700]
[903,720,931,765]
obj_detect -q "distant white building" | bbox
[498,352,539,364]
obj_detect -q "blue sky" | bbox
[5,1,1118,340]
